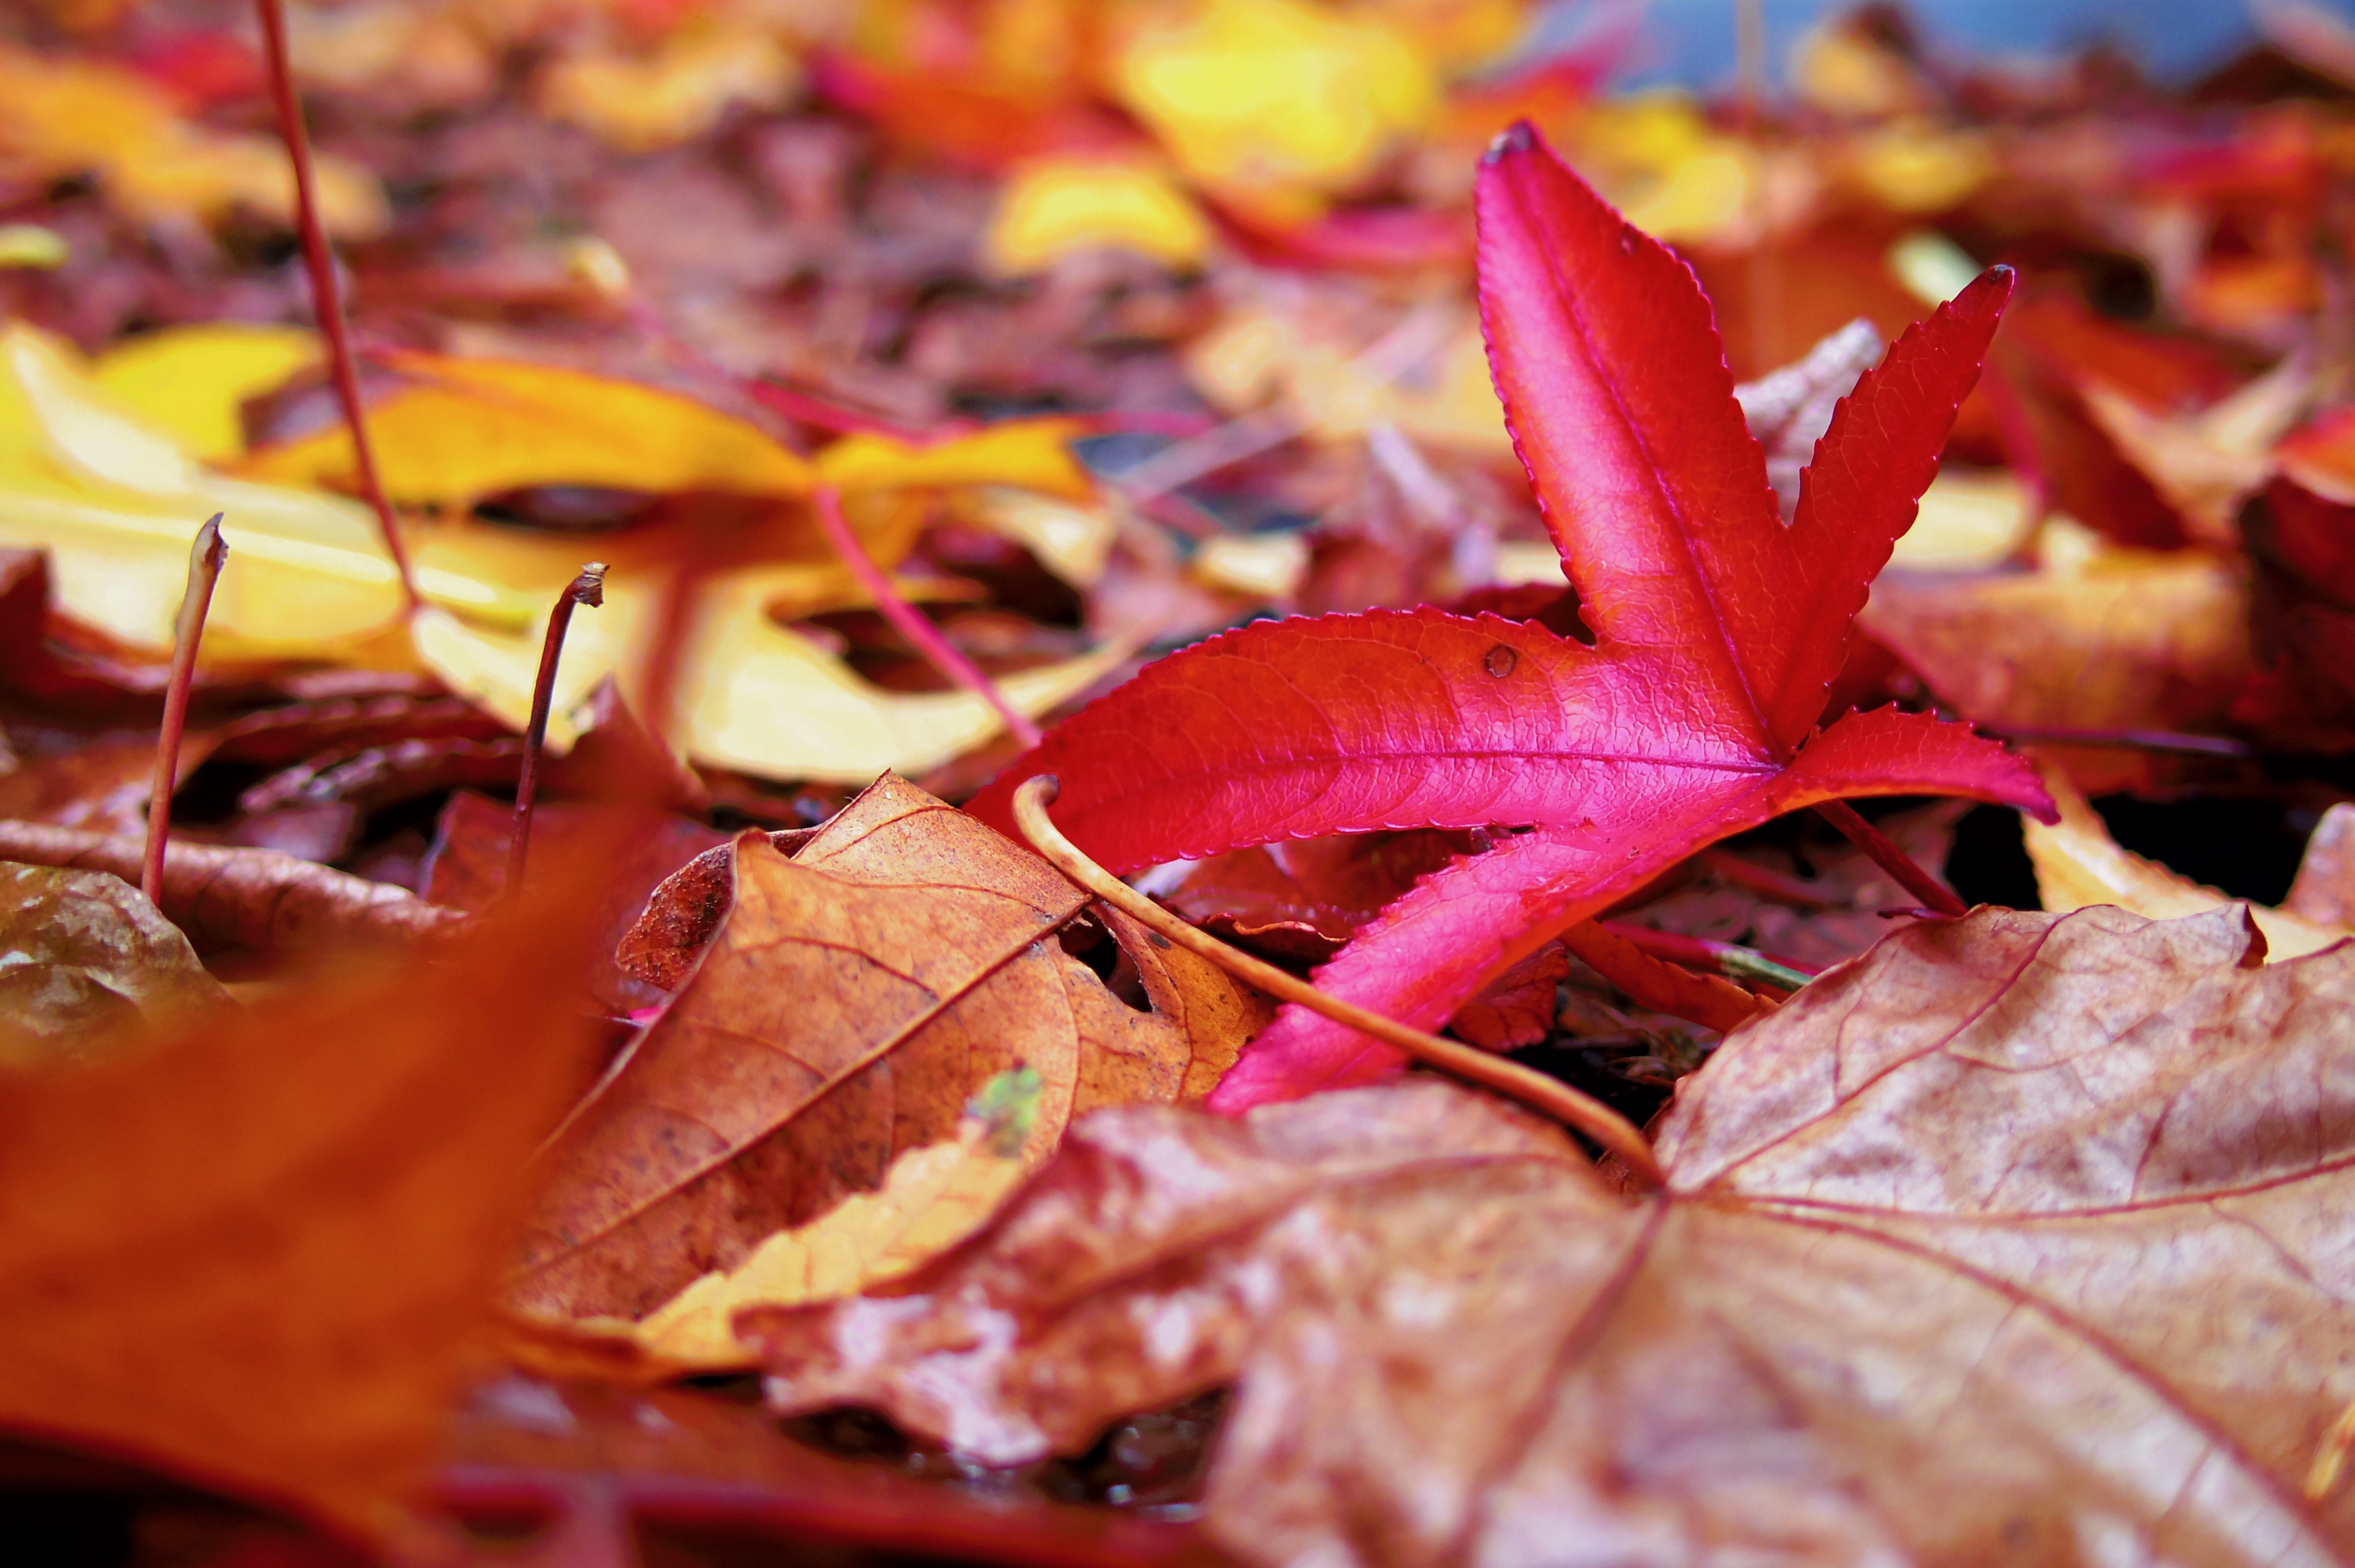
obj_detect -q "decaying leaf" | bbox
[0,820,462,954]
[750,904,2355,1567]
[0,862,230,1060]
[0,845,618,1542]
[509,773,1268,1323]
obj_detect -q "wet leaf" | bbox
[0,862,230,1061]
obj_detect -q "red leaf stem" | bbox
[142,514,225,908]
[253,0,420,611]
[812,486,1043,749]
[510,564,608,891]
[1812,799,1967,917]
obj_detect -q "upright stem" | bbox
[812,486,1044,749]
[1813,799,1968,918]
[144,516,227,906]
[253,0,420,612]
[1013,776,1663,1187]
[510,565,608,890]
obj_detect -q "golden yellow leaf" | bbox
[634,1120,1031,1367]
[1111,0,1438,221]
[0,324,423,657]
[1888,469,2038,570]
[674,565,1132,782]
[88,324,323,466]
[238,351,818,506]
[2024,757,2346,961]
[0,44,386,237]
[984,155,1213,274]
[811,418,1098,501]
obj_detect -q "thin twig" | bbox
[1012,776,1664,1187]
[1812,800,1968,918]
[813,486,1044,749]
[253,0,420,611]
[510,564,608,890]
[143,516,227,907]
[1983,724,2252,759]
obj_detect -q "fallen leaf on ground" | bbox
[0,862,230,1060]
[2287,803,2355,930]
[2024,756,2347,960]
[1862,539,2252,793]
[0,820,462,955]
[751,902,2355,1567]
[971,126,2048,1109]
[632,1101,1035,1367]
[509,772,1268,1323]
[0,842,617,1542]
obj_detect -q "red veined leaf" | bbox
[969,124,2053,1104]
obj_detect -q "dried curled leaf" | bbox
[0,820,463,954]
[510,773,1268,1323]
[0,862,230,1061]
[749,905,2355,1568]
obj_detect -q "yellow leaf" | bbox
[1889,469,2038,570]
[948,486,1119,587]
[634,1119,1032,1367]
[985,154,1213,274]
[88,325,323,465]
[0,226,68,271]
[0,325,416,657]
[2025,758,2346,962]
[238,352,817,506]
[538,21,801,152]
[0,45,386,237]
[1112,0,1439,218]
[675,565,1129,781]
[812,417,1097,500]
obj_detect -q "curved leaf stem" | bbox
[1013,776,1664,1188]
[254,0,420,611]
[510,564,608,890]
[142,515,226,908]
[1812,799,1968,918]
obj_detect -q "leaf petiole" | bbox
[142,515,225,909]
[253,0,420,612]
[1012,775,1664,1188]
[509,564,608,891]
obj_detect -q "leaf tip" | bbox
[1484,120,1537,165]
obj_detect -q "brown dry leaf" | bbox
[508,772,1269,1323]
[2024,755,2347,961]
[0,862,230,1061]
[0,820,463,954]
[748,904,2355,1567]
[1861,543,2252,793]
[0,842,618,1543]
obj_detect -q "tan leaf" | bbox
[746,905,2355,1568]
[2287,803,2355,930]
[508,772,1268,1322]
[2025,755,2347,960]
[1861,544,2251,793]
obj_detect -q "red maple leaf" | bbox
[970,124,2056,1106]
